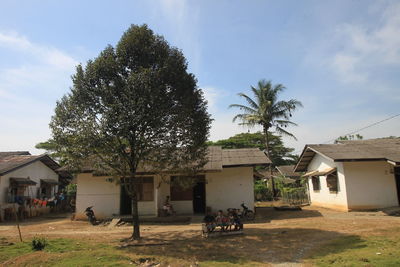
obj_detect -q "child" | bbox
[215,210,229,231]
[203,212,216,232]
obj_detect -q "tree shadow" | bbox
[118,226,365,264]
[253,207,322,223]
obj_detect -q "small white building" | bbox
[75,146,270,219]
[295,138,400,211]
[0,152,61,221]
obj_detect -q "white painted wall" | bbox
[307,154,348,211]
[0,160,59,221]
[344,161,399,210]
[206,167,254,213]
[75,173,157,219]
[0,160,59,204]
[75,167,256,218]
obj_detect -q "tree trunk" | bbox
[131,190,140,240]
[128,176,141,240]
[264,128,277,199]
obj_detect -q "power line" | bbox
[322,113,400,144]
[293,113,400,154]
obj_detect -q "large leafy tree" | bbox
[207,132,298,166]
[50,24,211,240]
[229,80,302,196]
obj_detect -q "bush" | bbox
[31,237,47,251]
[254,180,273,201]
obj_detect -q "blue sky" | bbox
[0,0,399,154]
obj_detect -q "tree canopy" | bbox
[229,80,302,197]
[49,24,211,239]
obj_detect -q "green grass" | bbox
[1,237,262,267]
[0,237,132,266]
[308,231,400,266]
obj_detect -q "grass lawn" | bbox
[0,237,262,267]
[306,227,400,266]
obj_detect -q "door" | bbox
[120,185,131,215]
[394,167,400,205]
[193,182,206,213]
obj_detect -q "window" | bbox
[170,176,193,201]
[326,172,338,192]
[136,177,154,201]
[311,176,320,191]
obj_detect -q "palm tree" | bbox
[229,79,303,197]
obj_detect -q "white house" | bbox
[295,138,400,211]
[75,146,271,219]
[0,152,61,221]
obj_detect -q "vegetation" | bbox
[229,80,302,196]
[308,230,400,266]
[0,237,263,266]
[31,236,47,251]
[335,134,363,143]
[49,24,211,239]
[207,132,298,166]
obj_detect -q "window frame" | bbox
[311,176,321,191]
[326,171,339,193]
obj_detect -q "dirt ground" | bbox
[1,206,400,266]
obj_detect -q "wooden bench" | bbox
[201,223,244,238]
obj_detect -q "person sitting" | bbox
[215,210,229,231]
[203,212,216,233]
[163,196,175,216]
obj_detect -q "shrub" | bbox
[31,237,47,251]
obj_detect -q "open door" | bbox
[193,181,206,214]
[120,185,131,215]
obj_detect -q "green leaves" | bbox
[50,24,211,178]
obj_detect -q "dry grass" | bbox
[1,207,400,266]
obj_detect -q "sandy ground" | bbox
[1,206,400,266]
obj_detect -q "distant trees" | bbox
[229,80,302,197]
[49,24,211,240]
[335,134,363,143]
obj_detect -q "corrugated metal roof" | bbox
[295,138,400,172]
[70,146,271,174]
[0,153,61,175]
[276,165,301,178]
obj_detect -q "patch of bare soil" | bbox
[1,207,400,265]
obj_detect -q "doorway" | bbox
[394,167,400,205]
[120,185,131,215]
[193,181,206,214]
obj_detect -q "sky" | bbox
[0,0,399,155]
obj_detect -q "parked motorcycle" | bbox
[227,202,255,221]
[240,202,255,220]
[85,206,98,225]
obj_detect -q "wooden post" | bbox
[13,205,23,242]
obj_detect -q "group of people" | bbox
[203,208,243,232]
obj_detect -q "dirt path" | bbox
[1,207,400,266]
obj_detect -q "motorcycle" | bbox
[239,202,255,220]
[85,206,99,225]
[227,202,255,221]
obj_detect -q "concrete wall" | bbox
[206,167,254,213]
[75,166,256,218]
[344,161,399,210]
[307,154,348,211]
[75,173,157,219]
[0,160,59,203]
[0,160,59,221]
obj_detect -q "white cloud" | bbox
[330,2,400,84]
[153,0,201,74]
[0,31,79,153]
[0,31,78,70]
